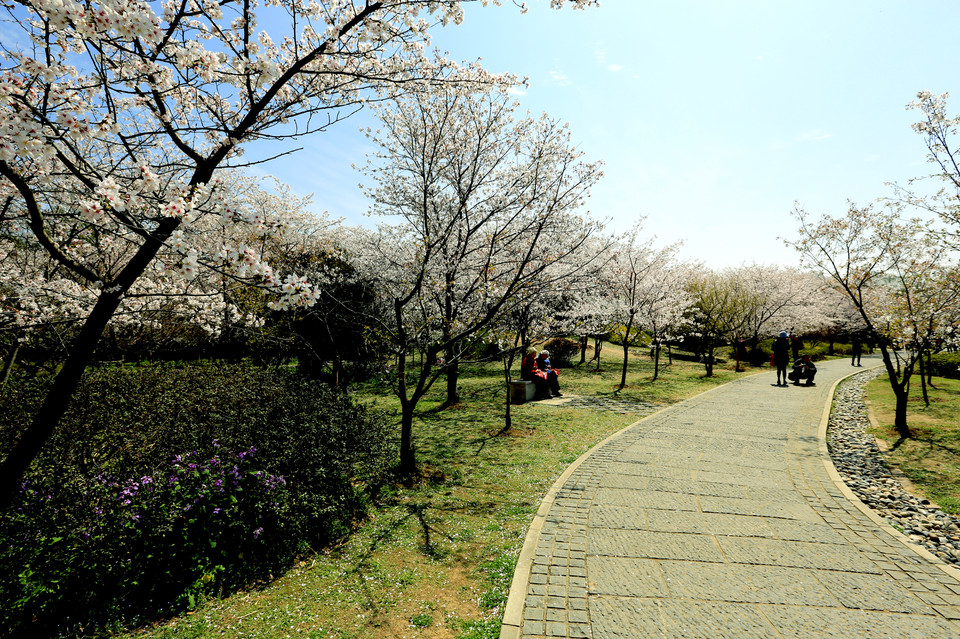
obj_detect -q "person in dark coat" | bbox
[790,353,817,386]
[790,333,804,360]
[772,331,791,386]
[851,332,863,366]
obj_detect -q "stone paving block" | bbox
[599,473,651,491]
[589,529,725,562]
[644,509,774,537]
[645,477,750,499]
[605,460,661,478]
[660,560,841,606]
[699,494,821,521]
[695,468,792,486]
[742,486,812,504]
[590,597,779,638]
[586,557,669,597]
[814,570,931,614]
[764,518,847,544]
[933,605,960,620]
[589,504,648,530]
[761,605,960,638]
[593,487,700,512]
[790,540,883,574]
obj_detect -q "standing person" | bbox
[521,347,551,400]
[790,332,804,361]
[537,350,562,397]
[851,332,863,366]
[772,331,791,386]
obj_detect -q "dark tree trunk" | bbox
[703,342,715,377]
[619,317,635,390]
[652,340,661,381]
[0,290,123,508]
[0,340,20,390]
[443,346,460,407]
[0,215,179,510]
[918,350,930,407]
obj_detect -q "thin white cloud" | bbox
[797,130,833,142]
[507,86,527,96]
[548,68,571,86]
[608,64,623,72]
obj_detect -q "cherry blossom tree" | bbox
[605,224,687,388]
[683,268,754,376]
[727,264,831,362]
[0,0,600,505]
[791,202,960,438]
[357,82,603,475]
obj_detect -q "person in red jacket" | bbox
[520,347,551,400]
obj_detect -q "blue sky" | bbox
[264,0,960,269]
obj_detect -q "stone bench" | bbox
[510,380,536,404]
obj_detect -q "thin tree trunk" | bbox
[619,318,634,390]
[399,399,416,479]
[919,350,930,407]
[444,360,460,406]
[652,340,661,381]
[0,340,20,390]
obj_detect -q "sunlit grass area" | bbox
[867,375,960,514]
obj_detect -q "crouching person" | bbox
[790,354,817,386]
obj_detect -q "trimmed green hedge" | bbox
[929,352,960,379]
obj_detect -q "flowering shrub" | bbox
[0,444,290,635]
[0,364,393,636]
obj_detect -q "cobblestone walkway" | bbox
[501,358,960,639]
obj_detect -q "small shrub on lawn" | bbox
[0,364,393,637]
[541,337,580,368]
[929,352,960,380]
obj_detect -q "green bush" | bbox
[929,352,960,379]
[541,337,580,368]
[0,364,393,637]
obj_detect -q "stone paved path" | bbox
[500,358,960,639]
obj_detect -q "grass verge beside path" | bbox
[128,347,759,639]
[867,375,960,515]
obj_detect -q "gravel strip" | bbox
[828,368,960,565]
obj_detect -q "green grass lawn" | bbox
[866,374,960,514]
[125,345,760,639]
